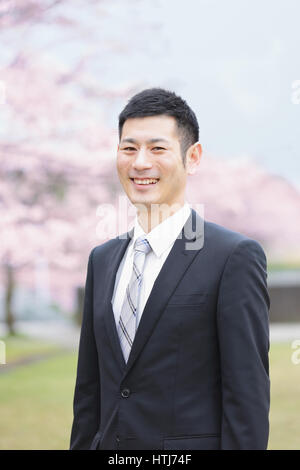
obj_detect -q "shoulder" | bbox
[205,219,248,245]
[203,218,266,260]
[89,232,130,263]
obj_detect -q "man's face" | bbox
[117,115,187,209]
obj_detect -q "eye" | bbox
[152,147,165,151]
[123,147,136,151]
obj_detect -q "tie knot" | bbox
[134,236,152,255]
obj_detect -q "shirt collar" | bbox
[130,202,191,258]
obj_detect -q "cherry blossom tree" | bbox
[186,154,300,262]
[0,0,141,333]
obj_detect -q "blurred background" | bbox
[0,0,299,450]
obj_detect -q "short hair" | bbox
[118,88,199,165]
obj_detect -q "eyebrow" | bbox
[120,138,171,145]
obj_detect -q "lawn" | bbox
[1,333,62,363]
[0,336,299,450]
[0,335,76,450]
[268,341,300,450]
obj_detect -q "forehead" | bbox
[120,115,179,142]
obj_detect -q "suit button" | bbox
[121,388,130,398]
[116,435,120,443]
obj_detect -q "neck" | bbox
[136,200,186,233]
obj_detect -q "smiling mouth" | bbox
[130,178,159,186]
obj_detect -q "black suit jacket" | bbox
[70,209,270,450]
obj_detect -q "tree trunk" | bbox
[4,263,16,336]
[74,285,84,326]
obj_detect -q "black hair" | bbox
[118,88,199,165]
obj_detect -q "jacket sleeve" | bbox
[217,239,270,449]
[70,247,101,449]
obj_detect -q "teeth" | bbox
[133,178,158,185]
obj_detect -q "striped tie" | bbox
[117,236,152,363]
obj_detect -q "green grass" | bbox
[268,261,300,272]
[0,336,299,449]
[0,333,62,363]
[0,351,77,450]
[268,342,300,450]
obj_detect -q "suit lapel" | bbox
[103,234,132,372]
[103,208,205,377]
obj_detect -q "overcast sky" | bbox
[106,0,300,188]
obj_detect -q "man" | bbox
[70,88,270,450]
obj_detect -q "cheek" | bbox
[163,162,184,182]
[159,159,175,176]
[116,157,128,177]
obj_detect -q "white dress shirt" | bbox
[111,202,191,330]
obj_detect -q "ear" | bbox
[186,142,202,175]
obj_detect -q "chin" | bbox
[130,195,159,207]
[131,197,157,206]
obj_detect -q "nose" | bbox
[132,147,152,171]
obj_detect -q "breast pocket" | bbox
[167,294,207,307]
